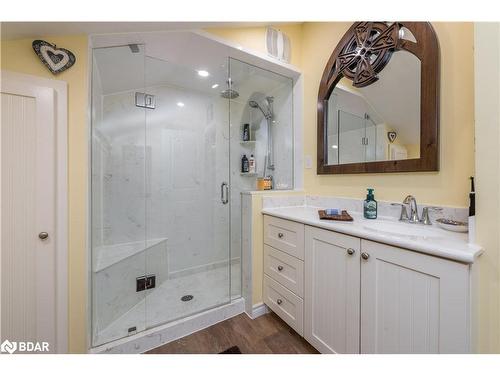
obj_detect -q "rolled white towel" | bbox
[325,208,343,216]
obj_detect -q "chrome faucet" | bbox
[393,195,443,225]
[420,206,443,225]
[403,195,420,223]
[391,202,409,221]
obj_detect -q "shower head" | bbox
[220,88,239,99]
[249,98,274,120]
[220,79,239,99]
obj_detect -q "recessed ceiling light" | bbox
[236,46,243,50]
[197,70,210,77]
[177,102,185,107]
[331,145,338,149]
[211,84,219,89]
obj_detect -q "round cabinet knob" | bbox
[347,248,355,255]
[361,252,370,260]
[277,265,284,271]
[278,233,284,239]
[276,299,283,305]
[38,232,49,240]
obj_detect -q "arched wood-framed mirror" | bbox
[317,22,440,174]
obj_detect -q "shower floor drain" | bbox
[181,295,194,302]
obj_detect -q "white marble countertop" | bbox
[262,206,483,264]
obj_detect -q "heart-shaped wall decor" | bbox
[32,40,76,75]
[387,131,397,143]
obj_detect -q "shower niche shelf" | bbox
[240,172,258,177]
[239,141,256,146]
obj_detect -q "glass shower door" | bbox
[338,110,366,164]
[144,56,232,330]
[91,45,232,347]
[91,45,148,346]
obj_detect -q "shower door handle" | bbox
[221,182,229,204]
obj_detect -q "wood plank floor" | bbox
[146,312,318,354]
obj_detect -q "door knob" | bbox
[347,248,355,255]
[277,265,284,271]
[277,299,283,305]
[38,232,49,240]
[361,252,370,260]
[278,232,284,239]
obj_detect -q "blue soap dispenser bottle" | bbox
[364,188,377,219]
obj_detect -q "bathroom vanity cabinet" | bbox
[263,214,473,354]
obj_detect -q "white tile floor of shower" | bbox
[94,262,241,347]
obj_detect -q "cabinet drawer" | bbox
[264,244,304,297]
[264,215,304,260]
[264,275,304,336]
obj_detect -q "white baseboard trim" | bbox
[247,302,270,319]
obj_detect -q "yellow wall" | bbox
[303,22,474,207]
[1,35,88,353]
[474,23,500,354]
[209,22,475,207]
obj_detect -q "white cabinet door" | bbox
[304,226,361,353]
[360,239,470,354]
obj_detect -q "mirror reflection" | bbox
[326,50,421,165]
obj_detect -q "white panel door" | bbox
[360,239,470,353]
[1,81,57,351]
[304,226,361,354]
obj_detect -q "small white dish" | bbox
[436,218,468,233]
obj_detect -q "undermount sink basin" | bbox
[362,220,440,239]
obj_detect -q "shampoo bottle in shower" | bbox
[241,154,249,173]
[242,123,250,141]
[248,154,256,173]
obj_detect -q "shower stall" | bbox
[90,31,296,349]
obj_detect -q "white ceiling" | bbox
[0,22,295,41]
